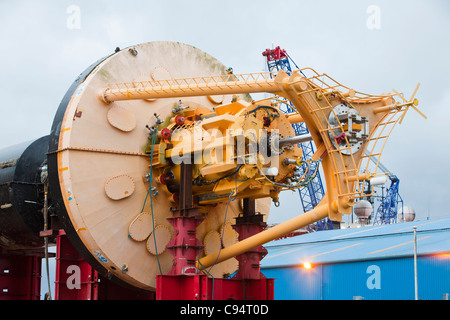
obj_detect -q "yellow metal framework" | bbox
[100,67,424,268]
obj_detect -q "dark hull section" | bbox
[0,136,49,250]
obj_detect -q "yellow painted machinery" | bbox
[40,41,424,294]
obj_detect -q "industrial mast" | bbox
[262,46,331,231]
[369,154,403,225]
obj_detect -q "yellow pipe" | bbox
[373,103,398,114]
[286,113,304,124]
[321,155,338,210]
[374,99,419,114]
[345,173,370,183]
[197,203,329,269]
[102,74,282,103]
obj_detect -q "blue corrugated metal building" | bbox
[261,217,450,300]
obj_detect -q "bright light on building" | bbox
[303,262,312,269]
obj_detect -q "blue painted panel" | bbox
[262,218,450,300]
[262,266,322,300]
[323,258,416,300]
[416,255,450,300]
[326,256,450,300]
[264,255,450,300]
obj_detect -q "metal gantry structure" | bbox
[368,153,403,225]
[262,46,331,231]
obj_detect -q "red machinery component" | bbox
[158,172,174,185]
[263,116,271,127]
[174,114,185,126]
[160,128,172,140]
[262,46,288,62]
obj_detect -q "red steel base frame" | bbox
[1,218,273,301]
[55,231,155,300]
[157,201,274,300]
[156,274,274,300]
[166,215,203,276]
[233,214,268,280]
[0,252,41,300]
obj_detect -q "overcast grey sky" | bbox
[1,0,449,224]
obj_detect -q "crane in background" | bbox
[262,46,331,231]
[365,152,403,225]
